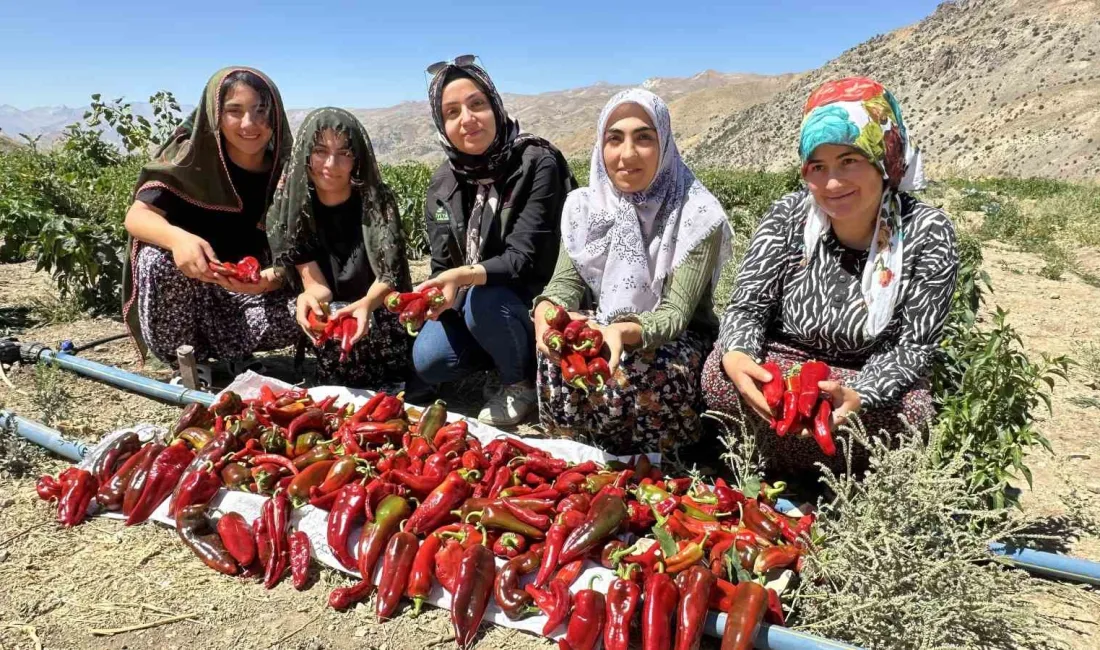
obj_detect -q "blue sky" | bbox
[0,0,943,109]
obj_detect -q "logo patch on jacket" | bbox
[433,206,450,222]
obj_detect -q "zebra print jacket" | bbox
[717,189,958,409]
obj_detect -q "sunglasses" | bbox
[426,54,478,76]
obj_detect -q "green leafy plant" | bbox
[380,161,433,257]
[32,360,72,428]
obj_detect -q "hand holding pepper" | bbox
[817,380,861,429]
[330,300,371,348]
[720,350,776,421]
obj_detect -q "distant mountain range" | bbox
[3,0,1097,179]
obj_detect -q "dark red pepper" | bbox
[451,542,496,650]
[216,512,256,567]
[526,578,572,636]
[405,470,476,535]
[814,399,837,456]
[563,319,587,344]
[558,491,628,564]
[494,548,541,619]
[561,352,591,392]
[406,524,457,615]
[36,475,61,502]
[57,468,98,527]
[543,328,566,357]
[604,565,643,650]
[357,494,412,588]
[741,499,782,543]
[721,581,767,650]
[587,357,612,390]
[126,442,194,526]
[492,532,528,559]
[170,461,221,519]
[122,442,165,517]
[376,530,419,619]
[573,326,604,358]
[176,504,237,575]
[674,565,716,650]
[262,490,290,589]
[534,509,585,588]
[557,492,591,514]
[400,298,428,337]
[542,303,571,332]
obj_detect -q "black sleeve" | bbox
[479,154,562,285]
[283,231,321,267]
[135,186,184,217]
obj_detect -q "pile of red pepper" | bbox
[209,255,262,284]
[384,287,446,337]
[38,385,817,650]
[540,304,612,392]
[760,359,837,456]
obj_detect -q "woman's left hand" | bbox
[591,322,641,377]
[818,380,862,427]
[415,271,462,320]
[213,267,280,295]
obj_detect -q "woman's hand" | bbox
[295,291,328,341]
[213,267,281,295]
[332,299,372,347]
[169,231,219,282]
[593,322,641,377]
[818,380,861,427]
[533,301,585,361]
[720,350,776,421]
[415,265,485,320]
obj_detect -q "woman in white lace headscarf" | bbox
[533,88,733,455]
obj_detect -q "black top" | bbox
[424,142,574,299]
[284,193,373,302]
[136,158,271,263]
[718,189,959,409]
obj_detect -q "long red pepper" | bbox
[561,576,605,650]
[604,565,642,650]
[721,582,767,650]
[57,468,98,527]
[327,482,367,569]
[357,494,411,584]
[406,470,476,535]
[526,578,572,636]
[760,361,784,409]
[376,530,419,619]
[216,512,256,567]
[126,442,194,525]
[289,530,312,590]
[559,492,628,564]
[263,490,290,589]
[451,543,496,650]
[406,524,458,615]
[813,399,837,456]
[642,567,679,650]
[797,360,830,418]
[534,509,585,588]
[673,566,716,650]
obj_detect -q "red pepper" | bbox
[435,537,465,594]
[627,501,657,532]
[216,512,256,567]
[176,504,238,575]
[760,361,784,410]
[250,453,300,476]
[741,499,782,543]
[357,494,411,585]
[534,509,585,588]
[765,587,786,626]
[319,456,361,495]
[406,470,476,535]
[562,576,606,650]
[603,564,643,650]
[709,536,736,578]
[350,392,386,423]
[235,256,261,283]
[170,462,221,519]
[383,291,422,313]
[559,492,628,564]
[406,524,459,615]
[713,479,745,512]
[254,515,271,570]
[797,360,830,418]
[263,490,291,589]
[587,357,611,390]
[461,449,485,471]
[665,534,708,573]
[500,498,552,531]
[308,486,341,510]
[376,530,419,619]
[573,326,604,358]
[287,408,325,441]
[753,544,801,574]
[494,549,541,619]
[543,328,566,356]
[126,442,195,526]
[400,298,429,337]
[555,558,586,587]
[364,480,405,521]
[557,492,592,514]
[306,307,329,334]
[121,442,165,516]
[388,468,445,497]
[542,303,571,332]
[563,319,587,344]
[329,579,374,611]
[673,565,716,650]
[709,578,738,611]
[526,578,572,636]
[57,468,98,527]
[327,482,367,569]
[721,582,767,650]
[451,542,496,650]
[289,530,312,590]
[492,531,528,558]
[561,353,592,392]
[421,286,446,309]
[642,568,679,650]
[814,399,837,456]
[369,394,405,423]
[36,475,61,502]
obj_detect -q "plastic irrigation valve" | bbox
[19,342,49,364]
[60,340,75,353]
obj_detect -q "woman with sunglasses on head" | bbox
[411,55,576,426]
[266,108,412,389]
[701,77,958,473]
[123,67,299,383]
[533,89,733,456]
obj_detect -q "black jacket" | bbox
[425,142,575,298]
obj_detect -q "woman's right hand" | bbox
[533,300,588,361]
[169,231,219,281]
[721,350,776,421]
[296,292,327,341]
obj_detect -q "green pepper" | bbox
[357,495,412,584]
[557,492,628,564]
[417,399,449,448]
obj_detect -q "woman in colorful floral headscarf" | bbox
[701,77,958,472]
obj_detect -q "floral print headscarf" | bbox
[798,77,926,337]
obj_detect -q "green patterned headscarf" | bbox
[123,66,291,362]
[265,107,411,293]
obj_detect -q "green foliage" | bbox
[380,161,433,257]
[793,421,1056,649]
[32,360,72,428]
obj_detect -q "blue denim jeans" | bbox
[411,285,535,386]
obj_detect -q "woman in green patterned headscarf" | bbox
[122,67,299,382]
[266,108,413,389]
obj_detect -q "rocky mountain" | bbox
[4,0,1097,179]
[691,0,1100,179]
